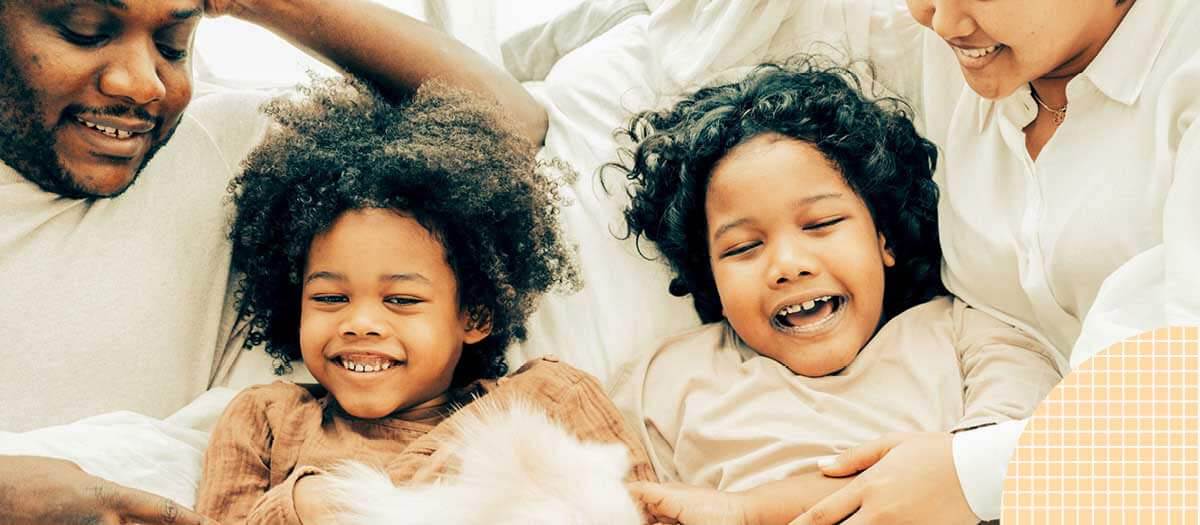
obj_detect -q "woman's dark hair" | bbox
[229,76,579,387]
[612,56,945,324]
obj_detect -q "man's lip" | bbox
[73,114,156,134]
[64,120,151,159]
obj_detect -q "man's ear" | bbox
[879,234,896,268]
[462,306,492,344]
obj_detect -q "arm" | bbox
[541,360,659,483]
[633,471,854,525]
[0,456,212,525]
[207,0,547,145]
[195,385,301,524]
[954,299,1066,431]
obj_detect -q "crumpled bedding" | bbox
[4,0,809,506]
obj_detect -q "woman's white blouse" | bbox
[646,0,1200,519]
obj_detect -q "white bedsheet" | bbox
[2,0,760,505]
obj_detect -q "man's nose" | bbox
[98,42,167,106]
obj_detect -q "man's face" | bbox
[0,0,202,198]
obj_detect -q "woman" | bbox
[640,0,1199,523]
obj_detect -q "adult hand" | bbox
[0,455,215,525]
[629,481,752,525]
[788,433,979,525]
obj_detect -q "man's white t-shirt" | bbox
[0,90,274,432]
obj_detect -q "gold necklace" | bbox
[1030,85,1067,125]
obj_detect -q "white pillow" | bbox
[506,13,699,389]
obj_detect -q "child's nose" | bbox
[767,243,820,287]
[339,305,389,337]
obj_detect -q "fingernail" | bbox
[817,455,838,469]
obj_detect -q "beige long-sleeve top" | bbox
[611,297,1065,492]
[195,358,655,524]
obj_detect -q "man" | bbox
[0,0,546,522]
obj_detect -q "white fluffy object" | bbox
[323,397,643,525]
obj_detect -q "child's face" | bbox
[299,208,489,419]
[705,134,894,377]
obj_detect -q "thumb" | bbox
[817,434,908,477]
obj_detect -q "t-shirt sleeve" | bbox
[952,298,1066,432]
[186,87,278,181]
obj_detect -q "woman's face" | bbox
[905,0,1135,99]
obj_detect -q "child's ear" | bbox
[461,306,492,344]
[878,234,896,268]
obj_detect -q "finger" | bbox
[90,481,215,525]
[818,434,907,477]
[787,482,862,525]
[627,482,682,525]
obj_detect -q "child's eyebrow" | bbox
[381,273,431,285]
[303,271,432,285]
[305,271,345,284]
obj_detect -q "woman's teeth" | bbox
[955,44,1001,59]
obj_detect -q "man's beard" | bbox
[0,30,175,200]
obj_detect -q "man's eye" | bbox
[311,295,348,304]
[721,242,760,259]
[59,28,107,47]
[804,217,845,230]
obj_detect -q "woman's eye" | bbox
[721,242,760,259]
[384,296,421,306]
[804,217,845,230]
[311,295,348,304]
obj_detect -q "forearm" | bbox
[737,471,855,525]
[233,0,547,144]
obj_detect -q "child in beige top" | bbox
[194,78,653,525]
[610,58,1063,524]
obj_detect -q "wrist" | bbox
[733,491,764,525]
[227,0,305,28]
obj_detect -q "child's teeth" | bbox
[801,300,816,311]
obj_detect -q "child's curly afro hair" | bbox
[229,76,579,387]
[612,56,945,325]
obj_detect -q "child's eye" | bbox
[804,217,845,230]
[384,296,422,306]
[310,294,348,304]
[720,241,760,259]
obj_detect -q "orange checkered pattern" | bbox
[1002,326,1199,524]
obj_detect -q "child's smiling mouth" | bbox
[771,295,846,334]
[333,352,405,374]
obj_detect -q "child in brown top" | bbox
[195,77,654,524]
